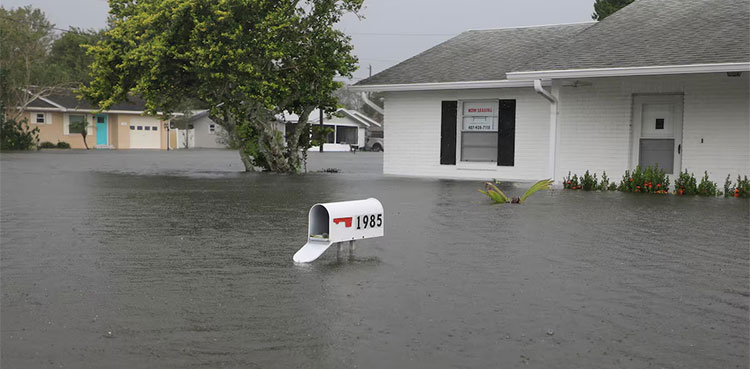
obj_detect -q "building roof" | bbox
[354,22,594,86]
[354,0,750,88]
[25,89,149,112]
[277,108,381,128]
[513,0,750,73]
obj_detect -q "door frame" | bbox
[630,94,684,174]
[96,113,109,146]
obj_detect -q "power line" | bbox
[350,32,457,37]
[0,14,71,33]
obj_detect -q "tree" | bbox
[591,0,634,21]
[82,0,362,173]
[0,6,64,121]
[68,117,89,149]
[49,27,106,84]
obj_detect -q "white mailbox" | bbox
[293,198,384,263]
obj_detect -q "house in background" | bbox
[351,0,749,183]
[173,108,381,151]
[278,108,382,152]
[171,110,227,149]
[23,89,170,149]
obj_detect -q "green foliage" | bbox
[69,118,89,149]
[598,171,616,191]
[592,0,635,20]
[562,172,580,190]
[674,170,698,196]
[519,179,554,203]
[81,0,363,173]
[725,175,750,198]
[55,141,71,149]
[311,125,335,148]
[618,165,670,194]
[478,182,510,204]
[0,116,39,150]
[39,141,56,148]
[581,170,597,191]
[479,179,552,204]
[49,27,106,83]
[696,171,717,197]
[0,6,56,118]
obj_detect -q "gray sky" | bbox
[3,0,595,82]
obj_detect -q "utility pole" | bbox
[319,108,324,152]
[369,64,372,77]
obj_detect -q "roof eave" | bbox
[506,62,750,80]
[349,79,544,92]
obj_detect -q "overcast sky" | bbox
[4,0,595,82]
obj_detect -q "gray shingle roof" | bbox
[354,23,594,86]
[514,0,750,72]
[26,89,148,112]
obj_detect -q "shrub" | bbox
[598,171,612,191]
[619,165,670,194]
[674,170,698,196]
[56,141,71,149]
[734,175,750,198]
[562,172,580,190]
[0,117,39,150]
[581,170,598,191]
[696,171,717,196]
[39,141,56,149]
[724,174,734,197]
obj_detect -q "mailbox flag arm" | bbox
[293,239,333,263]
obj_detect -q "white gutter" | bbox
[534,79,558,183]
[351,79,545,92]
[360,92,384,115]
[507,62,750,80]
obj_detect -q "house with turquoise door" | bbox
[22,89,171,150]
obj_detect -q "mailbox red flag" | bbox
[333,217,353,227]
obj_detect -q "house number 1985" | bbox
[356,214,383,229]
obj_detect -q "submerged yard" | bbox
[1,150,748,368]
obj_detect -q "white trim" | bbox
[350,79,544,92]
[36,95,66,110]
[63,113,93,136]
[30,111,51,125]
[507,63,750,80]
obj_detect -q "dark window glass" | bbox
[152,126,158,131]
[145,126,150,131]
[655,118,665,130]
[137,126,143,130]
[69,114,86,134]
[97,116,105,124]
[130,126,135,130]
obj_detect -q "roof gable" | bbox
[354,22,593,86]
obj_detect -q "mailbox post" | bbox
[293,198,384,263]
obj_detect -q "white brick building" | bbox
[351,0,750,183]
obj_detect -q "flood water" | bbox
[2,150,748,368]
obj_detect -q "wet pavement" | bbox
[1,149,748,368]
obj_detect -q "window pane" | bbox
[145,126,150,131]
[36,113,45,123]
[461,132,497,162]
[639,139,674,174]
[69,115,86,134]
[336,126,357,144]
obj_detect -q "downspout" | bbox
[360,92,384,115]
[534,79,558,183]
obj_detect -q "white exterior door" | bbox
[631,95,683,174]
[129,117,161,149]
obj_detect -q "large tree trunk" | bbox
[238,146,255,172]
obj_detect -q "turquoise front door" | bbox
[96,114,108,146]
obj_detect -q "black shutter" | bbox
[497,99,516,166]
[440,101,458,165]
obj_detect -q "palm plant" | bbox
[479,179,553,204]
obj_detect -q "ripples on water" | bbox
[1,151,748,368]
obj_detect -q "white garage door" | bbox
[129,117,161,149]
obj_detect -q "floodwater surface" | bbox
[2,150,748,368]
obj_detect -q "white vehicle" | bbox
[366,130,384,152]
